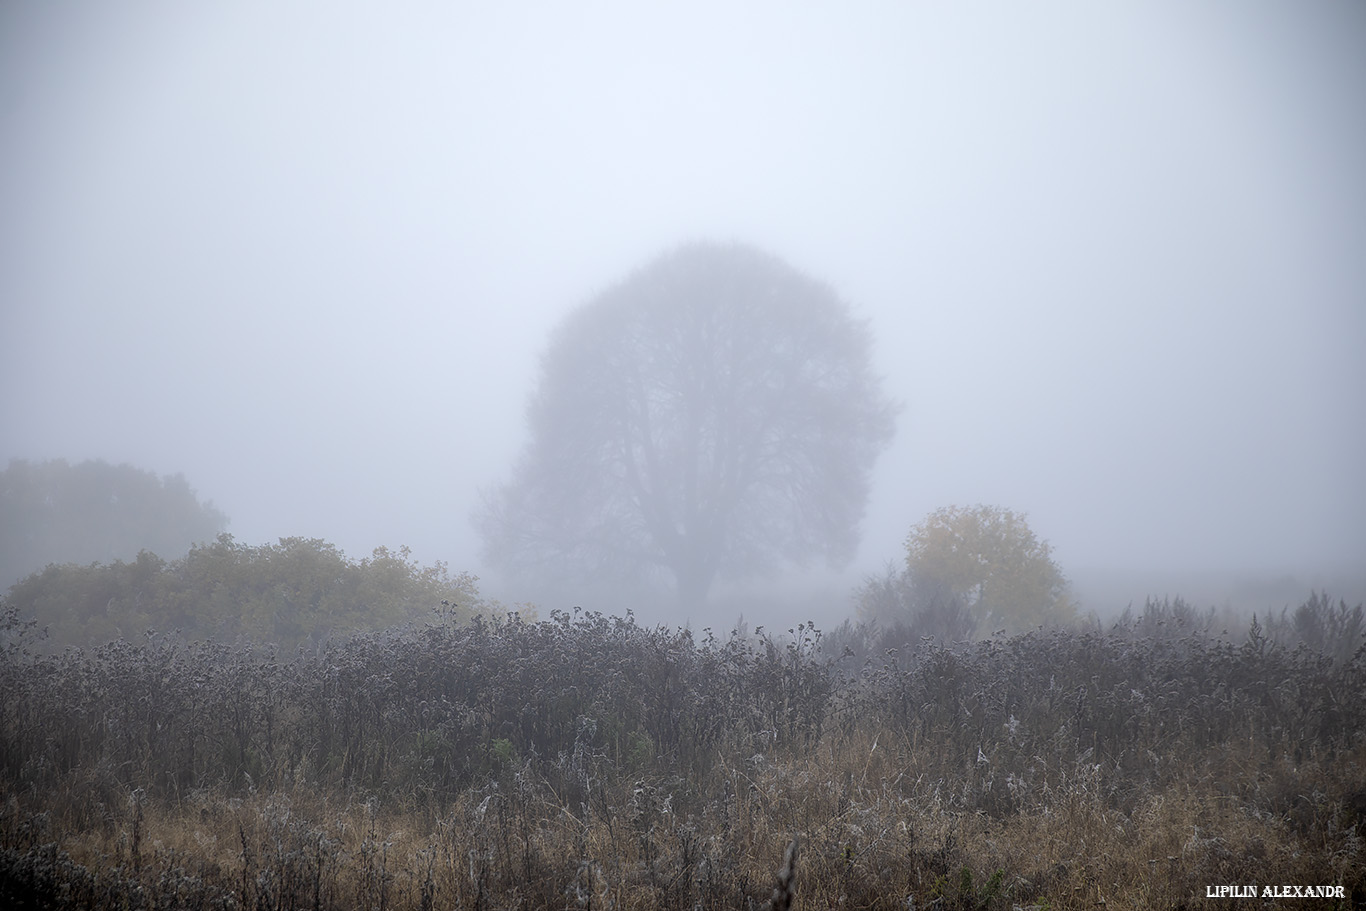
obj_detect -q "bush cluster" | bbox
[4,535,485,651]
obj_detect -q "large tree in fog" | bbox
[477,242,898,605]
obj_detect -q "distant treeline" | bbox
[0,458,227,590]
[4,535,488,651]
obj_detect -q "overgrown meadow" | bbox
[2,596,1364,910]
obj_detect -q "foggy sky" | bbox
[3,2,1363,618]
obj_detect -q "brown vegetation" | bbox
[2,596,1363,909]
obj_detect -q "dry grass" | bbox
[3,602,1364,908]
[5,737,1362,909]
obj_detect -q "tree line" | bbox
[0,458,227,591]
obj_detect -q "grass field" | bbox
[2,598,1363,909]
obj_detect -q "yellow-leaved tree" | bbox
[903,504,1075,636]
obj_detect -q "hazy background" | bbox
[3,1,1363,626]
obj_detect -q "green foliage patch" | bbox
[5,535,484,650]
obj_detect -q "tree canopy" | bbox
[0,459,228,591]
[900,504,1074,635]
[477,242,898,606]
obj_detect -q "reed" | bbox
[2,597,1363,909]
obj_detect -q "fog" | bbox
[3,2,1363,625]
